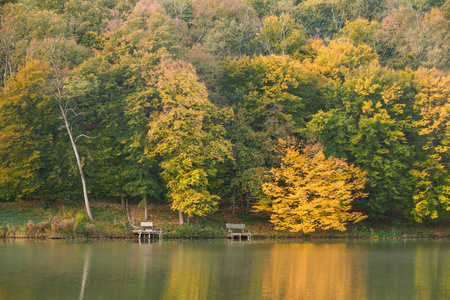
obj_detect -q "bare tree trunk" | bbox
[121,195,126,209]
[232,186,236,216]
[125,198,136,228]
[186,214,190,224]
[60,105,94,222]
[178,210,184,225]
[45,39,94,222]
[144,195,148,221]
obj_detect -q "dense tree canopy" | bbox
[0,0,449,227]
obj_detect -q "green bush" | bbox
[75,213,89,223]
[75,222,89,237]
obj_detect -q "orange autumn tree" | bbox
[255,141,367,233]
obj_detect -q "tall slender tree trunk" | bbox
[47,42,94,223]
[121,195,126,209]
[125,198,135,228]
[144,195,148,221]
[178,210,184,225]
[60,105,94,222]
[232,187,236,216]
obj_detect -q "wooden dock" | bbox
[226,223,251,241]
[132,222,163,240]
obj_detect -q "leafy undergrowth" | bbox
[0,201,449,240]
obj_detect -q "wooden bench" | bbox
[132,222,163,240]
[226,223,251,241]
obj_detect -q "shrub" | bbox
[6,224,19,238]
[85,224,98,237]
[75,213,89,223]
[75,222,88,237]
[36,221,51,237]
[61,219,76,235]
[25,220,35,238]
[51,220,62,233]
[50,218,76,235]
[0,225,6,238]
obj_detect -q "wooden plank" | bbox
[226,223,251,241]
[133,222,163,240]
[140,222,153,228]
[226,223,246,230]
[228,232,251,241]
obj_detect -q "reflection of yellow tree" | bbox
[162,244,220,300]
[440,250,450,298]
[260,243,367,300]
[414,245,450,300]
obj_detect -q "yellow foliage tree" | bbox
[410,68,450,221]
[256,142,367,233]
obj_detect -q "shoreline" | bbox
[1,201,449,241]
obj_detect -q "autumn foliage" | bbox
[0,0,449,227]
[256,142,367,233]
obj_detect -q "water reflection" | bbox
[414,244,450,300]
[162,243,221,299]
[0,239,448,300]
[79,245,91,300]
[366,241,450,300]
[259,243,367,300]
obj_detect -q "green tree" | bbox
[124,87,165,221]
[0,60,55,200]
[226,110,279,211]
[293,0,350,42]
[307,63,420,222]
[20,34,96,220]
[63,0,111,42]
[223,54,326,131]
[222,54,326,211]
[73,3,179,209]
[336,18,382,51]
[256,141,367,233]
[253,13,307,57]
[0,3,70,87]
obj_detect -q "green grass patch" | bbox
[0,208,47,227]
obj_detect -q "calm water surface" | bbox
[0,239,448,300]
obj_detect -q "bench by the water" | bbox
[132,222,163,240]
[226,223,251,241]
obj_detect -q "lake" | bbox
[0,239,448,299]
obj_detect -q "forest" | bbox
[0,0,449,231]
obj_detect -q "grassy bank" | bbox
[0,201,448,240]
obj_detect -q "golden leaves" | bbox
[257,141,367,233]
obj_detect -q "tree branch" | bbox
[75,134,99,144]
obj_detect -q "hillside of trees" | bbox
[0,0,449,230]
